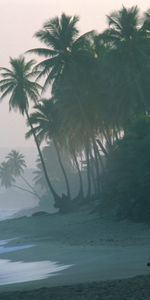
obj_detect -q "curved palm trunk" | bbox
[20,175,42,201]
[53,139,71,201]
[25,109,60,202]
[96,140,105,174]
[96,139,108,157]
[102,129,113,153]
[12,184,39,197]
[72,151,84,200]
[113,127,120,143]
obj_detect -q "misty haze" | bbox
[0,1,150,299]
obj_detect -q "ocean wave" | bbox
[0,209,19,221]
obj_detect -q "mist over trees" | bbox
[0,6,150,219]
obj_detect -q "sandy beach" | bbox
[1,275,150,300]
[0,208,150,299]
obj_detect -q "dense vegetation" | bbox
[0,6,150,220]
[103,116,150,221]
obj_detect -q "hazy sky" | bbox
[0,0,149,147]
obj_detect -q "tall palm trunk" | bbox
[85,143,92,200]
[89,150,97,196]
[72,151,84,200]
[92,137,101,195]
[95,140,105,175]
[96,138,108,157]
[25,109,60,202]
[113,127,120,143]
[95,140,105,192]
[53,139,71,201]
[102,128,113,153]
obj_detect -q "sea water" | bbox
[0,209,19,221]
[0,259,71,285]
[0,239,72,285]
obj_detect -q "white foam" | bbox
[0,259,72,285]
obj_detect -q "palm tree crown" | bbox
[99,6,150,61]
[0,56,41,114]
[0,161,15,188]
[27,13,94,91]
[95,6,150,127]
[26,99,58,144]
[6,150,26,177]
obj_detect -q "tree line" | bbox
[0,6,150,215]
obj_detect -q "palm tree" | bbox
[27,13,94,92]
[0,56,60,202]
[70,148,84,200]
[26,99,72,201]
[6,150,26,177]
[97,6,150,125]
[54,92,95,199]
[28,13,113,199]
[28,12,96,147]
[6,150,41,200]
[0,162,15,188]
[0,160,38,197]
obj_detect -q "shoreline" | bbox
[0,209,150,298]
[0,274,150,299]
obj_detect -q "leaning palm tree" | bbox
[54,88,95,199]
[26,99,72,201]
[27,13,103,199]
[6,150,41,200]
[0,161,15,188]
[0,160,37,197]
[6,150,26,177]
[0,56,60,202]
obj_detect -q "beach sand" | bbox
[0,208,150,299]
[1,275,150,300]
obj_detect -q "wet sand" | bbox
[1,275,150,299]
[0,209,150,298]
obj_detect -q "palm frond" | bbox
[27,48,57,57]
[0,85,15,101]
